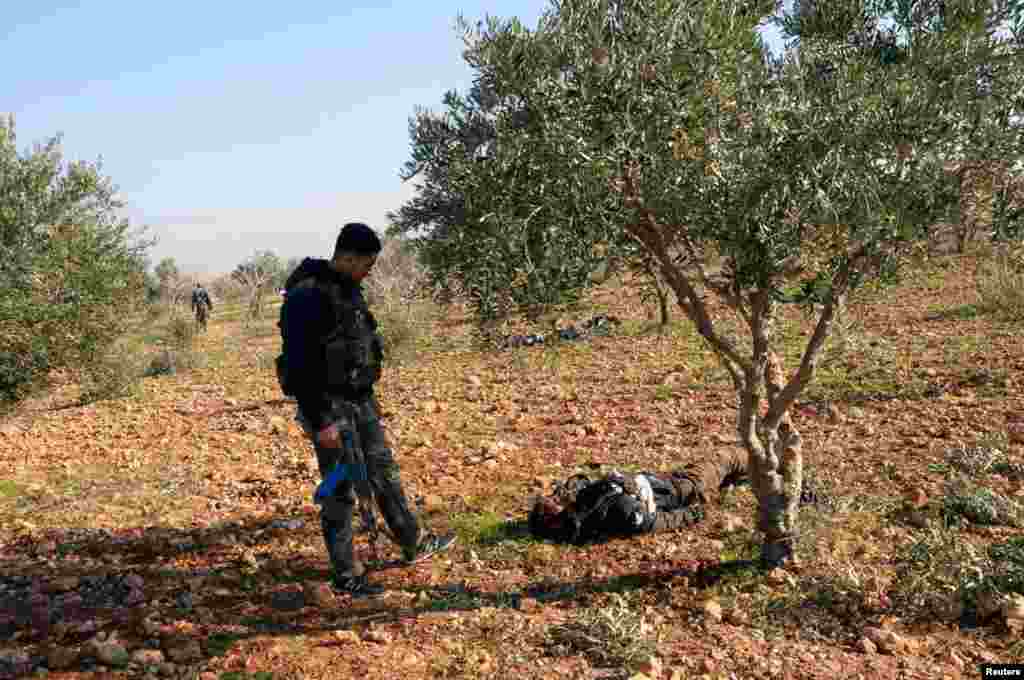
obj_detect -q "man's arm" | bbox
[281,286,332,431]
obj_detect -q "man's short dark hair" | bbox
[334,222,382,258]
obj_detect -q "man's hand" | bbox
[317,422,342,448]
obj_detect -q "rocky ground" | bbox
[1,255,1023,679]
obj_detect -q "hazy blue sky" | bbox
[5,1,788,275]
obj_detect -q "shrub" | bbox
[941,478,1023,528]
[0,118,153,409]
[944,436,1009,477]
[0,346,49,408]
[364,238,439,362]
[891,527,984,622]
[144,349,180,378]
[892,529,1024,624]
[376,305,434,363]
[543,593,657,670]
[987,537,1024,598]
[976,244,1024,320]
[167,316,196,351]
[141,315,200,378]
[78,343,147,404]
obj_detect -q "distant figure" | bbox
[191,283,213,331]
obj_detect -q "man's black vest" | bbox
[192,288,211,308]
[277,261,383,400]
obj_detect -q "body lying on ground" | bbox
[529,449,821,545]
[502,314,621,348]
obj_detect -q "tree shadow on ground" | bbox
[0,509,779,678]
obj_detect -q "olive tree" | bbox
[0,116,153,405]
[389,73,662,327]
[436,0,1022,565]
[153,256,192,316]
[232,250,284,321]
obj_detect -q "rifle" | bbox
[314,427,381,562]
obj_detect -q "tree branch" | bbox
[625,216,749,385]
[763,246,864,430]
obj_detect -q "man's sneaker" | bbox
[330,574,385,598]
[402,533,457,564]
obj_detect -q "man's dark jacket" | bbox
[192,288,212,310]
[278,258,384,431]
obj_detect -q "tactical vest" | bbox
[277,274,383,399]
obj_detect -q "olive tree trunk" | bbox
[625,214,850,566]
[740,352,805,565]
[656,280,669,327]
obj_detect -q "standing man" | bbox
[277,223,454,596]
[191,283,213,331]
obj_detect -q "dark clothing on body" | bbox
[191,287,213,312]
[532,470,708,544]
[531,449,751,544]
[531,449,823,545]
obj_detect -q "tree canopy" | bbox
[232,250,286,320]
[0,116,153,405]
[397,0,1023,563]
[388,51,644,324]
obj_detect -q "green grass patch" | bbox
[449,511,533,547]
[891,526,1024,623]
[961,367,1011,398]
[417,586,520,612]
[774,310,928,403]
[718,532,761,567]
[220,673,273,680]
[804,360,927,403]
[918,267,951,291]
[0,480,23,499]
[618,319,653,337]
[206,633,241,657]
[927,303,982,321]
[942,482,1024,528]
[716,484,752,512]
[653,384,674,401]
[543,592,658,671]
[976,253,1024,321]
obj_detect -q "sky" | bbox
[4,1,788,276]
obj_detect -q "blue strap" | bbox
[314,431,366,503]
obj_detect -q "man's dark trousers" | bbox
[303,396,420,575]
